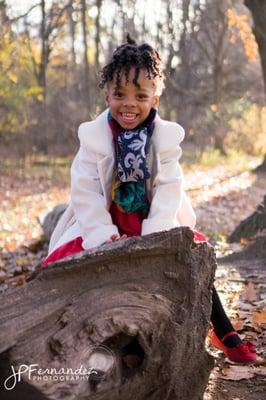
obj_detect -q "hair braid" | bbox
[99,33,165,95]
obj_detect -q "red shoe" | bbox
[209,329,256,363]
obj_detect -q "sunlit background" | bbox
[1,0,265,159]
[0,4,265,398]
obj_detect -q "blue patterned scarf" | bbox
[108,108,156,213]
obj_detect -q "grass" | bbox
[181,148,262,173]
[0,155,72,184]
[0,150,263,187]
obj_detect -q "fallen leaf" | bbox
[16,257,26,266]
[254,358,266,366]
[15,275,26,286]
[252,310,266,329]
[241,282,258,303]
[221,365,255,380]
[0,271,7,284]
[4,241,17,251]
[238,301,254,311]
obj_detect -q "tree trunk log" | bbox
[0,228,216,400]
[228,195,266,242]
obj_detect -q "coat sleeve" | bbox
[141,129,195,235]
[70,127,119,249]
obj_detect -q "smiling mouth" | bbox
[120,112,139,123]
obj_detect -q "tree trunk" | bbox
[39,0,49,100]
[36,0,49,153]
[244,0,266,179]
[95,0,102,71]
[81,0,90,111]
[0,228,215,400]
[228,195,266,242]
[67,0,77,67]
[255,155,266,172]
[175,0,192,131]
[0,0,11,36]
[245,0,266,99]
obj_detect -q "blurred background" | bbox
[0,3,266,397]
[0,0,265,159]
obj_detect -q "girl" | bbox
[44,34,256,364]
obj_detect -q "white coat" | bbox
[48,109,196,256]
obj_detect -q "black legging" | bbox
[211,287,234,339]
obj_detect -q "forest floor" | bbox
[0,155,265,399]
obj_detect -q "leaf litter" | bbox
[0,159,266,399]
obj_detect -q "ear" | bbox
[152,95,160,109]
[104,90,109,106]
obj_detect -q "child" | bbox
[44,34,256,364]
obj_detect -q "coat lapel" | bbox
[97,154,115,207]
[90,109,180,207]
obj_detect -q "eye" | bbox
[114,91,123,98]
[137,93,148,100]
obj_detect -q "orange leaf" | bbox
[252,310,266,329]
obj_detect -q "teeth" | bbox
[122,113,137,120]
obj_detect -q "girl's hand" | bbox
[105,234,127,244]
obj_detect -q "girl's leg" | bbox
[211,287,241,347]
[210,287,256,362]
[194,231,256,362]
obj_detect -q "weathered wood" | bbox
[221,233,266,271]
[0,227,216,400]
[42,204,67,242]
[228,195,266,243]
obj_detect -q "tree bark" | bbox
[228,195,266,242]
[0,228,215,400]
[244,0,266,180]
[67,0,77,67]
[245,0,266,99]
[36,0,49,153]
[81,0,90,111]
[95,0,102,71]
[39,0,48,100]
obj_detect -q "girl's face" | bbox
[105,68,159,129]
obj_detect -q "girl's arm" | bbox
[71,135,119,250]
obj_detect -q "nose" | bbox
[123,96,137,108]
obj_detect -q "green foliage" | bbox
[226,104,266,155]
[0,33,39,141]
[0,0,265,157]
[182,147,258,172]
[0,155,71,181]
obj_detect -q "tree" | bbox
[95,0,103,70]
[245,0,266,98]
[80,0,90,111]
[66,0,77,68]
[226,0,266,240]
[245,0,266,171]
[20,0,74,152]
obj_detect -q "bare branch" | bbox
[10,3,41,23]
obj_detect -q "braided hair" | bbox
[99,33,165,95]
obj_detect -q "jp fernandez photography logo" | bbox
[4,344,116,391]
